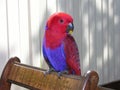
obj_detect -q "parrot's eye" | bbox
[59,19,64,23]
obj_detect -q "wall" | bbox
[0,0,120,89]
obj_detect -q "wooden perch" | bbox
[0,57,109,90]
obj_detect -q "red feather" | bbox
[63,34,81,75]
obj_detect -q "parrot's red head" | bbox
[45,12,74,48]
[46,12,74,34]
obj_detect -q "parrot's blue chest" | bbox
[43,42,68,72]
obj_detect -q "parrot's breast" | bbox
[43,41,68,71]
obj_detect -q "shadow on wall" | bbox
[0,50,8,76]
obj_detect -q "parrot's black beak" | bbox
[66,23,74,34]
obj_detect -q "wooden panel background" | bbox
[0,0,120,89]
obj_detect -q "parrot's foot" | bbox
[44,68,55,76]
[57,70,69,78]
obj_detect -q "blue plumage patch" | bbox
[43,41,68,72]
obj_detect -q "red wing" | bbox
[63,34,81,75]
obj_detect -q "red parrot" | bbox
[43,12,81,75]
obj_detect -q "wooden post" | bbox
[83,71,99,90]
[0,57,20,90]
[0,57,99,90]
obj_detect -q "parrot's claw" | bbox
[57,70,69,78]
[44,68,55,76]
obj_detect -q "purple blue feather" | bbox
[43,39,68,71]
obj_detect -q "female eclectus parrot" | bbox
[42,12,81,75]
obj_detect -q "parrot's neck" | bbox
[45,30,66,49]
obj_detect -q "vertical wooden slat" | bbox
[18,0,31,65]
[30,0,40,66]
[27,0,33,65]
[79,0,84,74]
[101,0,104,84]
[89,0,97,71]
[66,0,73,14]
[108,0,115,82]
[58,0,67,12]
[102,0,109,84]
[82,0,90,73]
[95,0,103,84]
[6,0,10,58]
[40,0,49,68]
[114,0,120,81]
[56,0,58,12]
[0,0,9,75]
[6,0,20,57]
[47,0,57,14]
